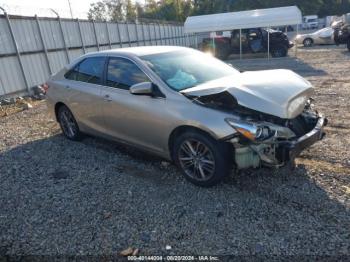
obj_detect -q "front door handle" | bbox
[104,94,112,102]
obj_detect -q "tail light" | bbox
[42,83,49,93]
[215,37,229,44]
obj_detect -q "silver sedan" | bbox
[46,46,326,187]
[295,27,335,47]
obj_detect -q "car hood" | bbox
[181,69,314,119]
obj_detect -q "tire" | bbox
[216,52,229,60]
[216,49,230,60]
[57,105,82,141]
[347,39,350,51]
[303,38,313,47]
[271,45,287,58]
[173,131,232,187]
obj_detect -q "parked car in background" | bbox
[46,46,327,187]
[302,15,319,29]
[295,27,335,47]
[200,28,294,59]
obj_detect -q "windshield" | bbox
[141,50,240,91]
[317,27,333,34]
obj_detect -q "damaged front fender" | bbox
[185,91,238,111]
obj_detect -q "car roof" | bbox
[95,46,189,57]
[65,46,192,69]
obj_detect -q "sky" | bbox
[0,0,105,18]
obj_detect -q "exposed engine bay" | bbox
[186,90,327,170]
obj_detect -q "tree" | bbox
[87,1,109,21]
[87,0,137,22]
[88,0,350,22]
[319,0,350,16]
[125,0,137,21]
[140,0,193,22]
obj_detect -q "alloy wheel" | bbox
[59,109,78,138]
[178,139,216,181]
[304,39,312,47]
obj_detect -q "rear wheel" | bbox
[303,38,313,47]
[347,39,350,51]
[217,52,229,60]
[57,105,82,141]
[216,48,231,60]
[173,131,232,187]
[271,45,287,57]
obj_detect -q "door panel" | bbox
[63,56,106,134]
[318,28,334,44]
[99,56,168,153]
[100,87,168,152]
[321,36,333,44]
[248,29,263,53]
[66,81,105,134]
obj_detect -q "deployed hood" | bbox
[181,69,314,119]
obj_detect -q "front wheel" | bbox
[303,38,313,47]
[173,131,232,187]
[271,45,287,58]
[216,48,231,60]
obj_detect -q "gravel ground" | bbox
[0,46,349,258]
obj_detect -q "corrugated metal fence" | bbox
[0,14,197,97]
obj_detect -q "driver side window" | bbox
[248,29,261,40]
[65,57,105,85]
[106,57,150,90]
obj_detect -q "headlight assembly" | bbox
[225,119,274,141]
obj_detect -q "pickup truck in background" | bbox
[302,15,319,30]
[199,28,294,60]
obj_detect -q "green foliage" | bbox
[87,0,350,22]
[88,0,137,21]
[139,0,193,22]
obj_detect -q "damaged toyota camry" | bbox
[46,46,327,187]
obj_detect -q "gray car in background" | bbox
[46,46,326,187]
[295,27,335,47]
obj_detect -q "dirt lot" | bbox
[0,46,349,258]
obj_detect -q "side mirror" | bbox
[130,82,153,96]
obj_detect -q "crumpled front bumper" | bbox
[276,116,328,163]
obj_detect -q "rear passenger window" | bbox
[106,57,149,90]
[65,57,105,84]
